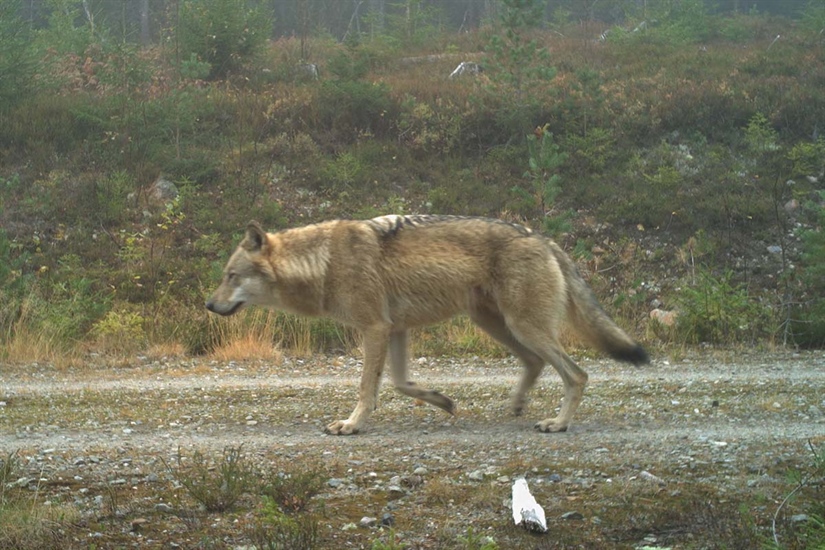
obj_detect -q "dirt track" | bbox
[1,350,824,548]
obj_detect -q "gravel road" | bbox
[1,350,824,548]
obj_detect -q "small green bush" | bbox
[0,228,31,335]
[675,267,773,345]
[164,446,253,512]
[793,192,825,347]
[0,0,35,107]
[178,0,270,79]
[248,497,319,550]
[91,303,146,354]
[314,80,394,139]
[261,468,325,515]
[510,125,570,235]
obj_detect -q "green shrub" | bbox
[486,0,556,94]
[327,39,371,81]
[801,0,825,38]
[314,80,394,139]
[91,303,146,354]
[0,228,31,334]
[164,446,253,512]
[611,0,711,46]
[178,0,270,79]
[792,192,825,347]
[0,0,35,107]
[248,497,319,550]
[675,267,773,345]
[261,467,326,515]
[33,0,99,58]
[17,254,111,347]
[510,125,570,235]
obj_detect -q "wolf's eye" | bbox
[227,272,236,282]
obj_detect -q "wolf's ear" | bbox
[242,221,267,252]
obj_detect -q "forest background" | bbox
[1,0,825,364]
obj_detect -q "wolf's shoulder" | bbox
[364,214,534,238]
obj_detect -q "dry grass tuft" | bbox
[144,341,188,360]
[210,332,283,362]
[1,326,84,369]
[208,309,283,362]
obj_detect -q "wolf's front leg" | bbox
[325,325,389,435]
[389,331,456,414]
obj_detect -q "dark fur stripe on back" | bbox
[367,214,534,238]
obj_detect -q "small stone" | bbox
[155,503,174,513]
[548,473,562,483]
[413,466,428,475]
[562,511,584,521]
[468,470,485,481]
[130,518,149,532]
[12,477,33,488]
[328,478,345,488]
[791,514,809,524]
[402,475,423,489]
[341,523,357,531]
[359,516,377,528]
[381,513,395,527]
[639,471,666,486]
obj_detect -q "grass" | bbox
[0,452,79,550]
[0,325,84,369]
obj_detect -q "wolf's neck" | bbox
[277,242,330,283]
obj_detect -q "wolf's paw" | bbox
[325,420,360,435]
[533,419,569,433]
[431,392,456,415]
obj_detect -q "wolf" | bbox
[206,215,649,435]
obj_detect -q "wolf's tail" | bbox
[549,243,649,366]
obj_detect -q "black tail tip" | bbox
[613,343,650,366]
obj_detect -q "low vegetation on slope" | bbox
[1,1,825,361]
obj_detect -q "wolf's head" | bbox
[205,221,277,316]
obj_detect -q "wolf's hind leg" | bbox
[531,348,588,432]
[469,303,545,416]
[504,318,588,433]
[525,341,587,433]
[325,324,389,435]
[388,331,455,414]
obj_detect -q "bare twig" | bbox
[772,439,824,547]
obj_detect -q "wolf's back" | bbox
[549,242,649,366]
